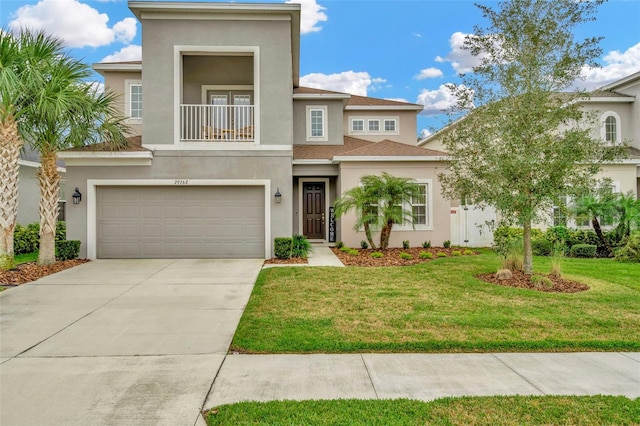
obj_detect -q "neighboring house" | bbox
[59,1,450,259]
[419,71,640,238]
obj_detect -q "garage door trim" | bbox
[86,179,272,259]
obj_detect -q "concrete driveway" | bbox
[0,258,263,426]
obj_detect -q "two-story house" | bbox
[60,1,450,259]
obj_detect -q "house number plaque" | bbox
[174,179,189,185]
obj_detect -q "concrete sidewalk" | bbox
[205,352,640,408]
[262,245,344,268]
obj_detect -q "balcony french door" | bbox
[210,91,253,137]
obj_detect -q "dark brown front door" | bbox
[303,182,325,239]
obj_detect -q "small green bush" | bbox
[451,250,462,256]
[493,225,543,257]
[422,240,431,249]
[399,252,413,260]
[360,240,369,249]
[531,274,553,289]
[615,234,640,263]
[436,252,447,258]
[347,248,359,256]
[291,234,312,259]
[443,240,451,248]
[56,221,66,241]
[463,249,474,255]
[55,240,81,261]
[570,244,597,258]
[340,246,351,253]
[14,223,40,255]
[419,251,433,259]
[335,241,344,249]
[532,239,553,256]
[274,237,292,259]
[402,240,410,249]
[544,226,570,245]
[370,252,383,259]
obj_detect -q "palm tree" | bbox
[334,172,421,250]
[573,190,615,257]
[18,33,129,265]
[0,30,62,269]
[362,173,421,249]
[611,192,640,242]
[334,185,379,249]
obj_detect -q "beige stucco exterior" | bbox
[344,110,419,145]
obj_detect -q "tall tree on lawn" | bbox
[439,0,622,275]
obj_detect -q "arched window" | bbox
[601,112,621,145]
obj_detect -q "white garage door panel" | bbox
[97,186,265,258]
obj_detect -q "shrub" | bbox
[422,240,431,249]
[274,237,292,259]
[451,250,462,256]
[360,240,369,249]
[493,225,543,256]
[436,252,447,258]
[340,246,351,253]
[346,248,359,256]
[443,240,451,248]
[615,234,640,263]
[544,226,570,245]
[55,240,81,261]
[495,269,513,280]
[463,249,474,255]
[550,242,565,278]
[532,239,553,256]
[419,251,433,259]
[570,244,597,258]
[370,252,383,259]
[291,235,312,259]
[335,241,344,249]
[14,223,40,255]
[56,221,66,241]
[399,252,412,260]
[531,274,553,289]
[402,240,410,249]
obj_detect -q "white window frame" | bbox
[394,179,433,231]
[368,119,380,132]
[600,111,621,146]
[351,119,364,133]
[124,80,142,123]
[306,105,328,141]
[384,119,397,132]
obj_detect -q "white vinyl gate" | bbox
[450,204,496,247]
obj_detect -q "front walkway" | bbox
[205,352,640,407]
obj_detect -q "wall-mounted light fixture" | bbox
[72,188,82,205]
[274,187,282,203]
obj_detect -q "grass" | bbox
[205,396,640,425]
[15,251,38,264]
[231,251,640,353]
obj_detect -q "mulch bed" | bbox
[0,259,89,286]
[331,247,473,267]
[477,270,590,293]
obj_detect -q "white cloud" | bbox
[436,31,483,75]
[286,0,327,34]
[579,42,640,89]
[9,0,136,48]
[300,71,384,96]
[416,84,458,116]
[419,129,432,139]
[415,67,443,80]
[101,45,141,62]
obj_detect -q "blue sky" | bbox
[2,0,640,136]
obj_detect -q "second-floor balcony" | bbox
[181,104,255,142]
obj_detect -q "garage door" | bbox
[97,186,264,258]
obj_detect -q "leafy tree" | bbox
[16,31,129,265]
[439,0,620,275]
[0,30,62,269]
[334,172,421,250]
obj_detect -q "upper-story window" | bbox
[306,105,328,141]
[125,80,142,122]
[601,111,621,145]
[349,116,399,136]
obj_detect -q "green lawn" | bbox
[205,396,640,426]
[15,251,38,264]
[231,251,640,353]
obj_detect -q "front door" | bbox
[303,182,325,240]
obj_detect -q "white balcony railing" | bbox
[180,104,255,142]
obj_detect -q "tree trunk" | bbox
[591,217,612,257]
[363,223,377,250]
[0,114,22,269]
[523,220,533,275]
[37,150,61,266]
[379,220,393,249]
